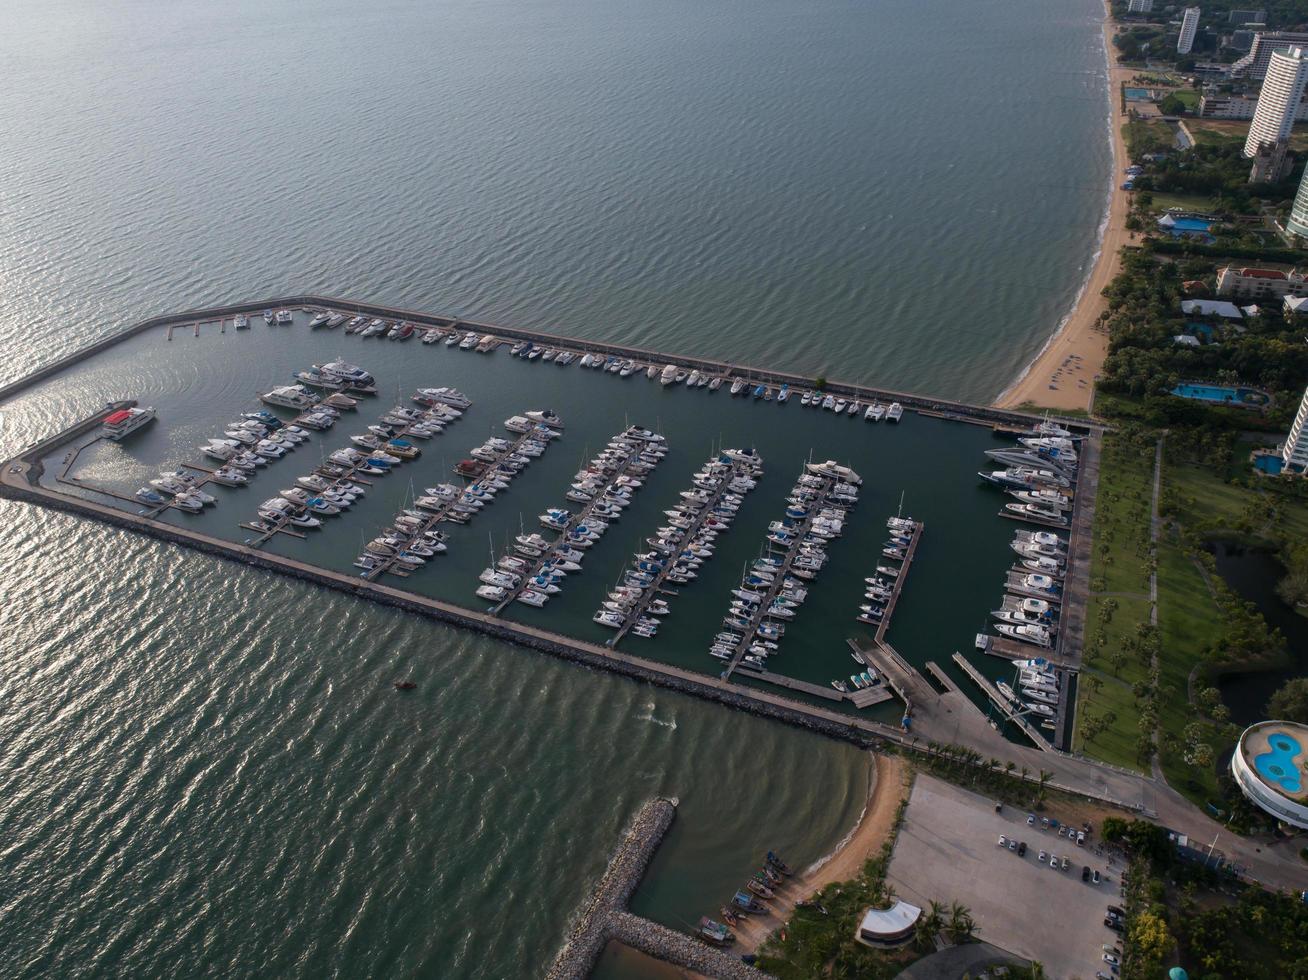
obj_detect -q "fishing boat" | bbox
[697,917,733,946]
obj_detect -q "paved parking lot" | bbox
[887,775,1124,980]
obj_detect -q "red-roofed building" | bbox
[1217,265,1308,299]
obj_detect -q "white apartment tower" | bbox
[1282,385,1308,472]
[1243,47,1308,156]
[1128,0,1153,12]
[1178,6,1201,54]
[1287,165,1308,238]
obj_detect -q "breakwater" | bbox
[0,296,1098,436]
[545,798,770,980]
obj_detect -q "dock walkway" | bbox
[723,474,834,678]
[612,452,758,645]
[870,520,922,644]
[365,422,543,580]
[493,428,652,614]
[951,652,1054,751]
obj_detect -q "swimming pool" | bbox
[1254,732,1303,793]
[1124,87,1152,100]
[1168,217,1211,232]
[1171,383,1270,406]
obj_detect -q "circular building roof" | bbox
[1231,721,1308,830]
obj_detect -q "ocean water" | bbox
[0,0,1109,975]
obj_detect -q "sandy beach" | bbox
[731,753,910,954]
[995,6,1130,413]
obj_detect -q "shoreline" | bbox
[994,2,1127,414]
[731,753,909,955]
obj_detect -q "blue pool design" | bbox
[1254,733,1303,793]
[1168,217,1211,232]
[1171,383,1268,406]
[1124,87,1152,100]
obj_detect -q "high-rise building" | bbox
[1244,47,1308,156]
[1178,6,1202,54]
[1248,137,1293,182]
[1231,31,1308,78]
[1228,8,1266,25]
[1281,385,1308,472]
[1285,163,1308,238]
[1127,0,1153,13]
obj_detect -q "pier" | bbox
[951,652,1054,751]
[611,450,760,645]
[494,427,658,615]
[866,520,922,642]
[544,798,768,980]
[723,472,835,678]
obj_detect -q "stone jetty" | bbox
[545,798,770,980]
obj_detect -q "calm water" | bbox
[0,0,1109,975]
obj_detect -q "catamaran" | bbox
[101,406,156,441]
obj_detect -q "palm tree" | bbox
[945,902,977,943]
[915,900,945,951]
[1035,769,1054,805]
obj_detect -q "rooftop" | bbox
[1237,720,1308,802]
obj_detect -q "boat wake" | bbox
[636,702,678,730]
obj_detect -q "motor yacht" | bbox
[260,385,320,410]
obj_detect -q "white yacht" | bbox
[102,406,156,441]
[260,385,320,410]
[659,364,679,386]
[275,309,294,325]
[315,360,376,387]
[804,459,862,485]
[413,387,471,409]
[864,403,884,422]
[233,314,250,329]
[994,623,1052,647]
[886,402,904,422]
[730,378,746,395]
[525,409,563,429]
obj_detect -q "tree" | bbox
[1267,677,1308,723]
[945,901,977,943]
[914,900,944,951]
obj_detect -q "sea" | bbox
[0,0,1111,976]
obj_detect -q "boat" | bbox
[275,309,293,325]
[659,364,679,386]
[525,409,563,429]
[994,623,1052,647]
[746,878,774,899]
[864,403,884,422]
[729,378,746,395]
[260,385,320,410]
[697,917,732,946]
[102,406,156,441]
[804,460,862,484]
[413,386,472,409]
[765,851,792,874]
[315,360,377,388]
[262,310,274,324]
[394,681,417,691]
[476,584,508,601]
[308,311,331,328]
[134,487,167,505]
[731,891,767,914]
[233,314,249,329]
[886,402,903,422]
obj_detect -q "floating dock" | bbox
[951,652,1054,751]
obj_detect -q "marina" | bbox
[0,299,1101,754]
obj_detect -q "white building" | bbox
[1216,266,1308,299]
[1284,388,1308,471]
[1178,6,1202,54]
[1127,0,1153,12]
[1232,31,1308,78]
[1200,92,1308,120]
[1287,164,1308,238]
[1231,721,1308,823]
[1243,47,1308,156]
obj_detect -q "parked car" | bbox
[1077,831,1087,846]
[1048,859,1060,872]
[1107,905,1125,918]
[1061,856,1071,871]
[1039,850,1048,862]
[1008,839,1017,851]
[998,834,1008,847]
[1082,865,1091,881]
[1027,813,1036,826]
[1104,917,1124,932]
[1104,952,1120,966]
[1092,869,1102,885]
[1018,841,1027,856]
[1041,817,1050,830]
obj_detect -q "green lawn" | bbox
[1146,192,1217,214]
[1168,461,1308,543]
[1074,432,1156,771]
[1171,90,1200,108]
[1074,594,1154,771]
[1153,538,1223,804]
[1123,119,1175,160]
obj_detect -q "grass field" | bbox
[1146,191,1217,214]
[1073,433,1156,770]
[1186,119,1308,153]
